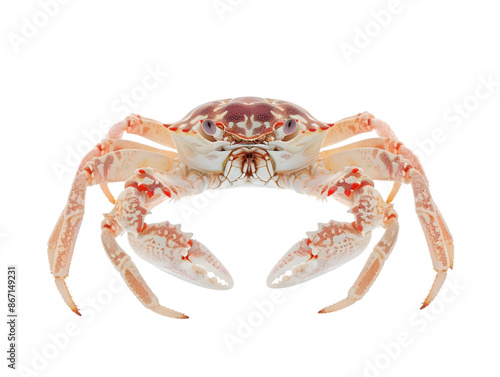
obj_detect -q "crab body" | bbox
[48,97,454,318]
[168,97,329,185]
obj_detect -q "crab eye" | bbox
[202,119,217,135]
[274,119,299,141]
[283,119,297,135]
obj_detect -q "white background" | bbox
[1,1,499,376]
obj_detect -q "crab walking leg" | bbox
[48,150,174,315]
[324,148,453,308]
[320,138,403,203]
[322,112,376,147]
[72,138,178,204]
[52,139,177,237]
[101,216,188,319]
[412,171,451,308]
[75,138,177,176]
[320,137,398,157]
[319,208,399,313]
[267,168,386,288]
[107,114,176,149]
[322,113,427,184]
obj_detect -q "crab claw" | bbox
[266,221,372,288]
[128,222,234,290]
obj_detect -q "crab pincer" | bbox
[128,223,233,290]
[267,221,372,288]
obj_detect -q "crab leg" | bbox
[74,138,178,204]
[75,138,177,176]
[319,208,399,313]
[48,150,174,315]
[107,114,177,149]
[320,138,402,202]
[322,112,376,147]
[320,137,398,157]
[98,139,177,203]
[74,114,178,204]
[323,147,453,308]
[322,112,409,154]
[101,216,188,319]
[100,116,178,203]
[322,113,427,200]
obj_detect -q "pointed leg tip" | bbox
[151,305,189,319]
[319,298,356,314]
[66,299,81,316]
[55,277,81,316]
[318,306,336,314]
[420,300,430,310]
[420,270,447,310]
[99,183,116,204]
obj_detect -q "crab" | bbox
[48,97,454,319]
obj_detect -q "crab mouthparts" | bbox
[220,142,284,152]
[223,132,275,145]
[219,132,285,151]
